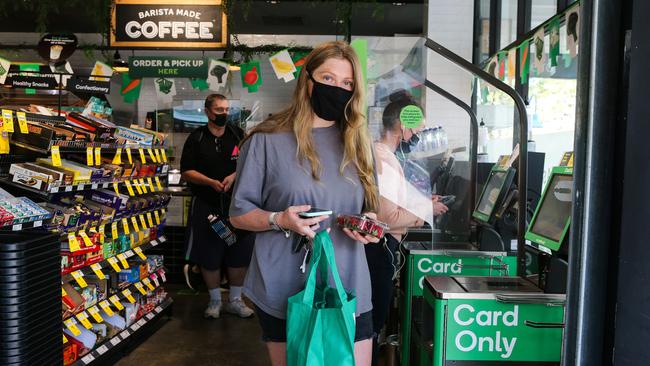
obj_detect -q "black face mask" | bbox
[308,73,353,122]
[209,113,228,127]
[399,131,420,153]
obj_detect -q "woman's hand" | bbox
[276,205,330,239]
[210,179,225,192]
[432,197,449,216]
[342,212,381,244]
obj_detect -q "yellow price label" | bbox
[154,176,163,191]
[76,311,92,329]
[88,306,104,323]
[160,148,168,162]
[122,289,136,303]
[79,230,93,247]
[142,278,155,291]
[86,147,94,166]
[94,147,102,166]
[98,225,105,244]
[0,132,9,154]
[161,208,166,217]
[99,300,115,317]
[133,247,147,260]
[154,210,161,225]
[122,218,130,235]
[154,148,162,163]
[111,222,118,238]
[138,148,147,164]
[71,270,88,288]
[16,112,28,134]
[67,233,81,252]
[147,148,157,163]
[126,147,133,164]
[107,257,122,272]
[112,148,122,165]
[146,212,154,228]
[134,282,147,295]
[131,216,140,232]
[125,180,135,196]
[2,109,14,132]
[139,178,148,194]
[117,253,129,269]
[113,182,120,195]
[109,295,125,310]
[147,177,155,191]
[64,319,82,336]
[90,263,106,280]
[63,334,68,344]
[139,214,147,229]
[134,180,143,195]
[51,145,62,167]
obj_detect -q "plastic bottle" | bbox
[478,119,489,154]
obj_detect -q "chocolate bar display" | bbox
[336,214,389,239]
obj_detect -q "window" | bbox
[531,0,557,29]
[500,0,518,48]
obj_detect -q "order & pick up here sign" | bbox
[110,0,227,49]
[129,56,207,78]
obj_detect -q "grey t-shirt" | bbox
[230,125,372,319]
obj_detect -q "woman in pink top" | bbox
[366,91,448,366]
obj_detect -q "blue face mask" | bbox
[399,131,420,153]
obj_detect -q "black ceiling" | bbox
[0,1,424,38]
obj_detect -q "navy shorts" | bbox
[184,197,254,270]
[254,304,374,343]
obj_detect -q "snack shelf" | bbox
[0,215,51,231]
[71,297,173,366]
[63,266,168,322]
[54,206,168,237]
[62,236,167,283]
[0,173,168,198]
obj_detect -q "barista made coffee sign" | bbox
[110,0,227,49]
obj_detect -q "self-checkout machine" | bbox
[418,152,575,365]
[399,149,524,366]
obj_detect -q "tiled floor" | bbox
[115,286,269,366]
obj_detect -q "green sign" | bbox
[129,56,207,78]
[410,254,517,296]
[399,105,424,128]
[444,299,564,361]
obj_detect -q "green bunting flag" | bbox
[240,60,262,93]
[190,78,209,90]
[120,73,142,103]
[519,39,531,84]
[549,16,561,67]
[291,51,308,79]
[497,52,507,80]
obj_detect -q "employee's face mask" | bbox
[308,72,353,122]
[399,128,420,153]
[209,113,228,127]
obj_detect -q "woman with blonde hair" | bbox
[229,41,379,365]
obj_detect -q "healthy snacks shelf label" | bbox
[111,0,227,49]
[445,300,564,361]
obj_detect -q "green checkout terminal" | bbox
[411,157,574,365]
[400,162,520,366]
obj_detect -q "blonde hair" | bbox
[245,41,378,212]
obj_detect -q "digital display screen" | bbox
[476,171,507,217]
[530,174,573,242]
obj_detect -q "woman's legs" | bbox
[264,339,372,366]
[266,342,286,366]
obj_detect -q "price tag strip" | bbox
[71,270,88,288]
[64,318,82,336]
[88,306,104,323]
[76,311,93,329]
[109,295,125,310]
[122,289,136,303]
[90,263,106,280]
[107,256,122,272]
[134,247,147,260]
[117,253,129,269]
[99,300,115,317]
[134,282,147,295]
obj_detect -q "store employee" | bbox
[180,94,254,319]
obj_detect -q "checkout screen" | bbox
[530,174,573,242]
[476,171,506,216]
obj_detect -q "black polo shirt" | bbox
[180,124,243,209]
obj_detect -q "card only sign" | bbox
[110,0,227,49]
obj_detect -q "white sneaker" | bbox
[223,298,254,318]
[204,300,222,319]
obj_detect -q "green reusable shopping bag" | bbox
[286,231,357,366]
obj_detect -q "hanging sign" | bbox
[37,34,78,64]
[66,76,111,94]
[4,65,58,90]
[129,56,207,78]
[110,0,227,49]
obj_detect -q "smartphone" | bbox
[439,195,456,206]
[298,208,333,218]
